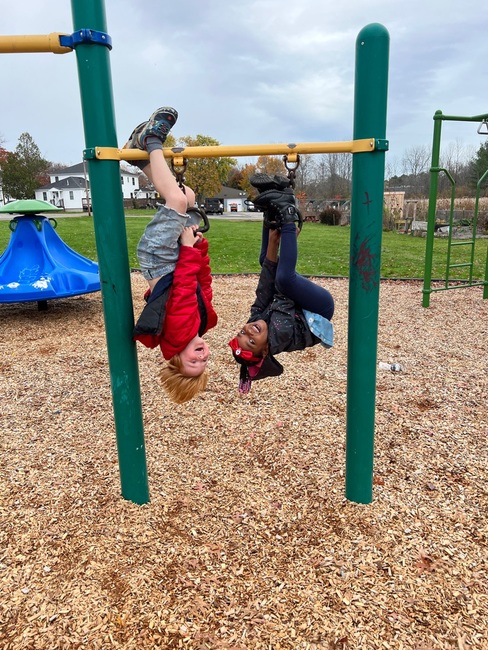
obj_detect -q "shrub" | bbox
[318,208,341,225]
[478,211,488,233]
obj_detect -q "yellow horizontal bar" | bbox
[94,138,376,162]
[0,33,71,54]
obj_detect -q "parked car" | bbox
[204,198,223,215]
[229,203,238,212]
[244,199,258,212]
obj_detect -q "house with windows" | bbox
[207,185,249,212]
[33,162,153,211]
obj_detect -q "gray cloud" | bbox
[1,0,486,169]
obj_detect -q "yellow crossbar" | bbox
[89,138,376,162]
[0,33,71,54]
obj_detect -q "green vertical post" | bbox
[422,110,443,308]
[345,24,389,504]
[71,0,149,503]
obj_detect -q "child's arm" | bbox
[250,230,280,317]
[160,233,202,358]
[194,237,213,300]
[265,229,280,263]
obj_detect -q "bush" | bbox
[478,211,488,234]
[318,208,341,225]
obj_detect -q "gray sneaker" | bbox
[124,107,178,150]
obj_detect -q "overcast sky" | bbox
[1,0,486,175]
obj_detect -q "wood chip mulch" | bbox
[0,273,487,649]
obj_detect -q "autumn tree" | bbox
[238,163,258,197]
[174,134,236,205]
[1,132,50,200]
[0,147,8,167]
[256,155,287,177]
[226,166,244,190]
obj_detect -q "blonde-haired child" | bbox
[125,107,217,403]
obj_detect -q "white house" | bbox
[34,162,147,211]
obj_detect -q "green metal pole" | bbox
[422,110,443,308]
[71,0,149,503]
[345,23,389,504]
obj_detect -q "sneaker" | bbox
[250,173,291,193]
[124,106,178,151]
[123,121,146,151]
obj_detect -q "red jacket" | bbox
[134,238,218,359]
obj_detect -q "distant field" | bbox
[0,214,486,280]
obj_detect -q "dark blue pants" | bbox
[259,223,334,320]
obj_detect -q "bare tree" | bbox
[293,154,317,194]
[401,145,431,177]
[401,145,431,196]
[385,154,400,181]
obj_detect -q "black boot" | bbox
[250,173,291,193]
[253,188,303,230]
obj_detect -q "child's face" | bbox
[179,335,210,377]
[236,320,269,357]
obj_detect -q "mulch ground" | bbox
[0,273,487,649]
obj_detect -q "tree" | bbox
[293,154,316,195]
[240,156,292,199]
[468,141,488,193]
[226,166,244,190]
[1,132,50,200]
[175,134,236,205]
[256,155,287,177]
[238,163,258,197]
[401,145,430,197]
[0,147,8,167]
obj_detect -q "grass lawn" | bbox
[0,213,486,280]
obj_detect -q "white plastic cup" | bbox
[378,362,403,372]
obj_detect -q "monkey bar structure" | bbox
[422,110,488,307]
[0,2,389,506]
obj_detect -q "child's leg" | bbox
[126,108,198,286]
[276,223,334,320]
[142,149,195,214]
[124,107,196,214]
[136,203,188,287]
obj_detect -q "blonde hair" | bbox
[159,354,209,404]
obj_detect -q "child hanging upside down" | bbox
[229,174,335,394]
[124,107,218,403]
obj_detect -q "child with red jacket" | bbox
[124,107,217,403]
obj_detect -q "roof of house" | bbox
[51,162,139,177]
[215,185,247,199]
[37,176,89,191]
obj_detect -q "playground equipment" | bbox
[422,111,488,307]
[0,3,389,506]
[0,199,100,310]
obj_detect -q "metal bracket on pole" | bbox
[84,147,121,160]
[59,29,112,50]
[375,139,389,151]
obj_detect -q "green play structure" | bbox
[0,1,389,505]
[422,110,488,307]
